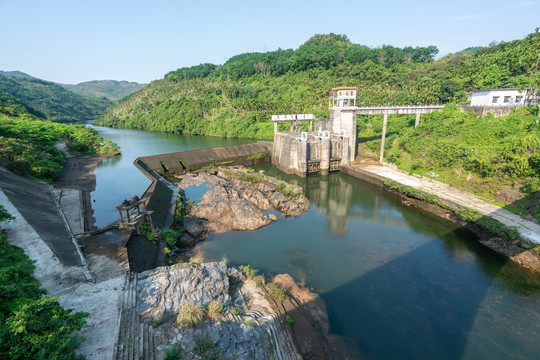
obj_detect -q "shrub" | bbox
[177,302,206,328]
[285,315,295,325]
[266,283,286,302]
[239,265,258,279]
[160,229,180,249]
[163,347,181,360]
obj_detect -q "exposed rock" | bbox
[280,193,311,217]
[177,168,310,239]
[269,191,288,208]
[137,262,231,323]
[183,217,206,239]
[133,262,304,360]
[190,186,271,231]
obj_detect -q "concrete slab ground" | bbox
[55,188,85,236]
[345,163,540,244]
[0,162,129,360]
[0,166,83,266]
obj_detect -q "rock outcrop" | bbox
[129,262,304,360]
[177,168,311,245]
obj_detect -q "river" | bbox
[88,122,540,360]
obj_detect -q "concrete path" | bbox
[344,163,540,244]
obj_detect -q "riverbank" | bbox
[342,162,540,273]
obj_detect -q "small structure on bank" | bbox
[469,88,537,106]
[271,87,358,177]
[116,195,153,229]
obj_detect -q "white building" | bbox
[469,88,531,106]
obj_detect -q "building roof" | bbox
[332,86,357,90]
[471,88,523,93]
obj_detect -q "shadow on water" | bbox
[243,163,540,359]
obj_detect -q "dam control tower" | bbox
[271,87,358,177]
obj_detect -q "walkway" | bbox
[343,162,540,244]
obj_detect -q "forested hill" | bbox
[0,74,113,122]
[98,32,540,139]
[0,70,36,79]
[60,80,146,101]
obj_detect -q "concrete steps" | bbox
[116,273,156,360]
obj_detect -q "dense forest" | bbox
[0,74,113,122]
[60,80,146,101]
[99,32,540,139]
[0,105,119,182]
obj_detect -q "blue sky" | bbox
[1,0,538,84]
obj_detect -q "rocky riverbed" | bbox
[125,261,330,359]
[175,167,311,247]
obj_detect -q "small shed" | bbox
[469,88,528,106]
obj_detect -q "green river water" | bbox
[88,122,540,360]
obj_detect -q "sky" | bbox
[1,0,539,84]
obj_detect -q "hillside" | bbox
[0,70,36,79]
[0,74,113,122]
[0,106,119,182]
[61,80,146,101]
[98,32,540,139]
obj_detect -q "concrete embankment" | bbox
[133,141,272,230]
[0,165,127,359]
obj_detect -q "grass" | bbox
[207,300,224,321]
[176,302,206,328]
[276,181,298,198]
[231,306,241,316]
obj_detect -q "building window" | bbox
[516,96,523,103]
[504,96,511,103]
[492,96,499,103]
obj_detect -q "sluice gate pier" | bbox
[271,87,445,177]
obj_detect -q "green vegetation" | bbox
[194,338,217,360]
[238,264,258,279]
[266,283,286,303]
[383,179,527,242]
[367,106,540,220]
[99,31,539,139]
[176,302,206,328]
[0,108,119,182]
[60,80,146,102]
[285,315,294,325]
[163,347,182,360]
[206,300,224,321]
[0,74,112,122]
[0,205,89,359]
